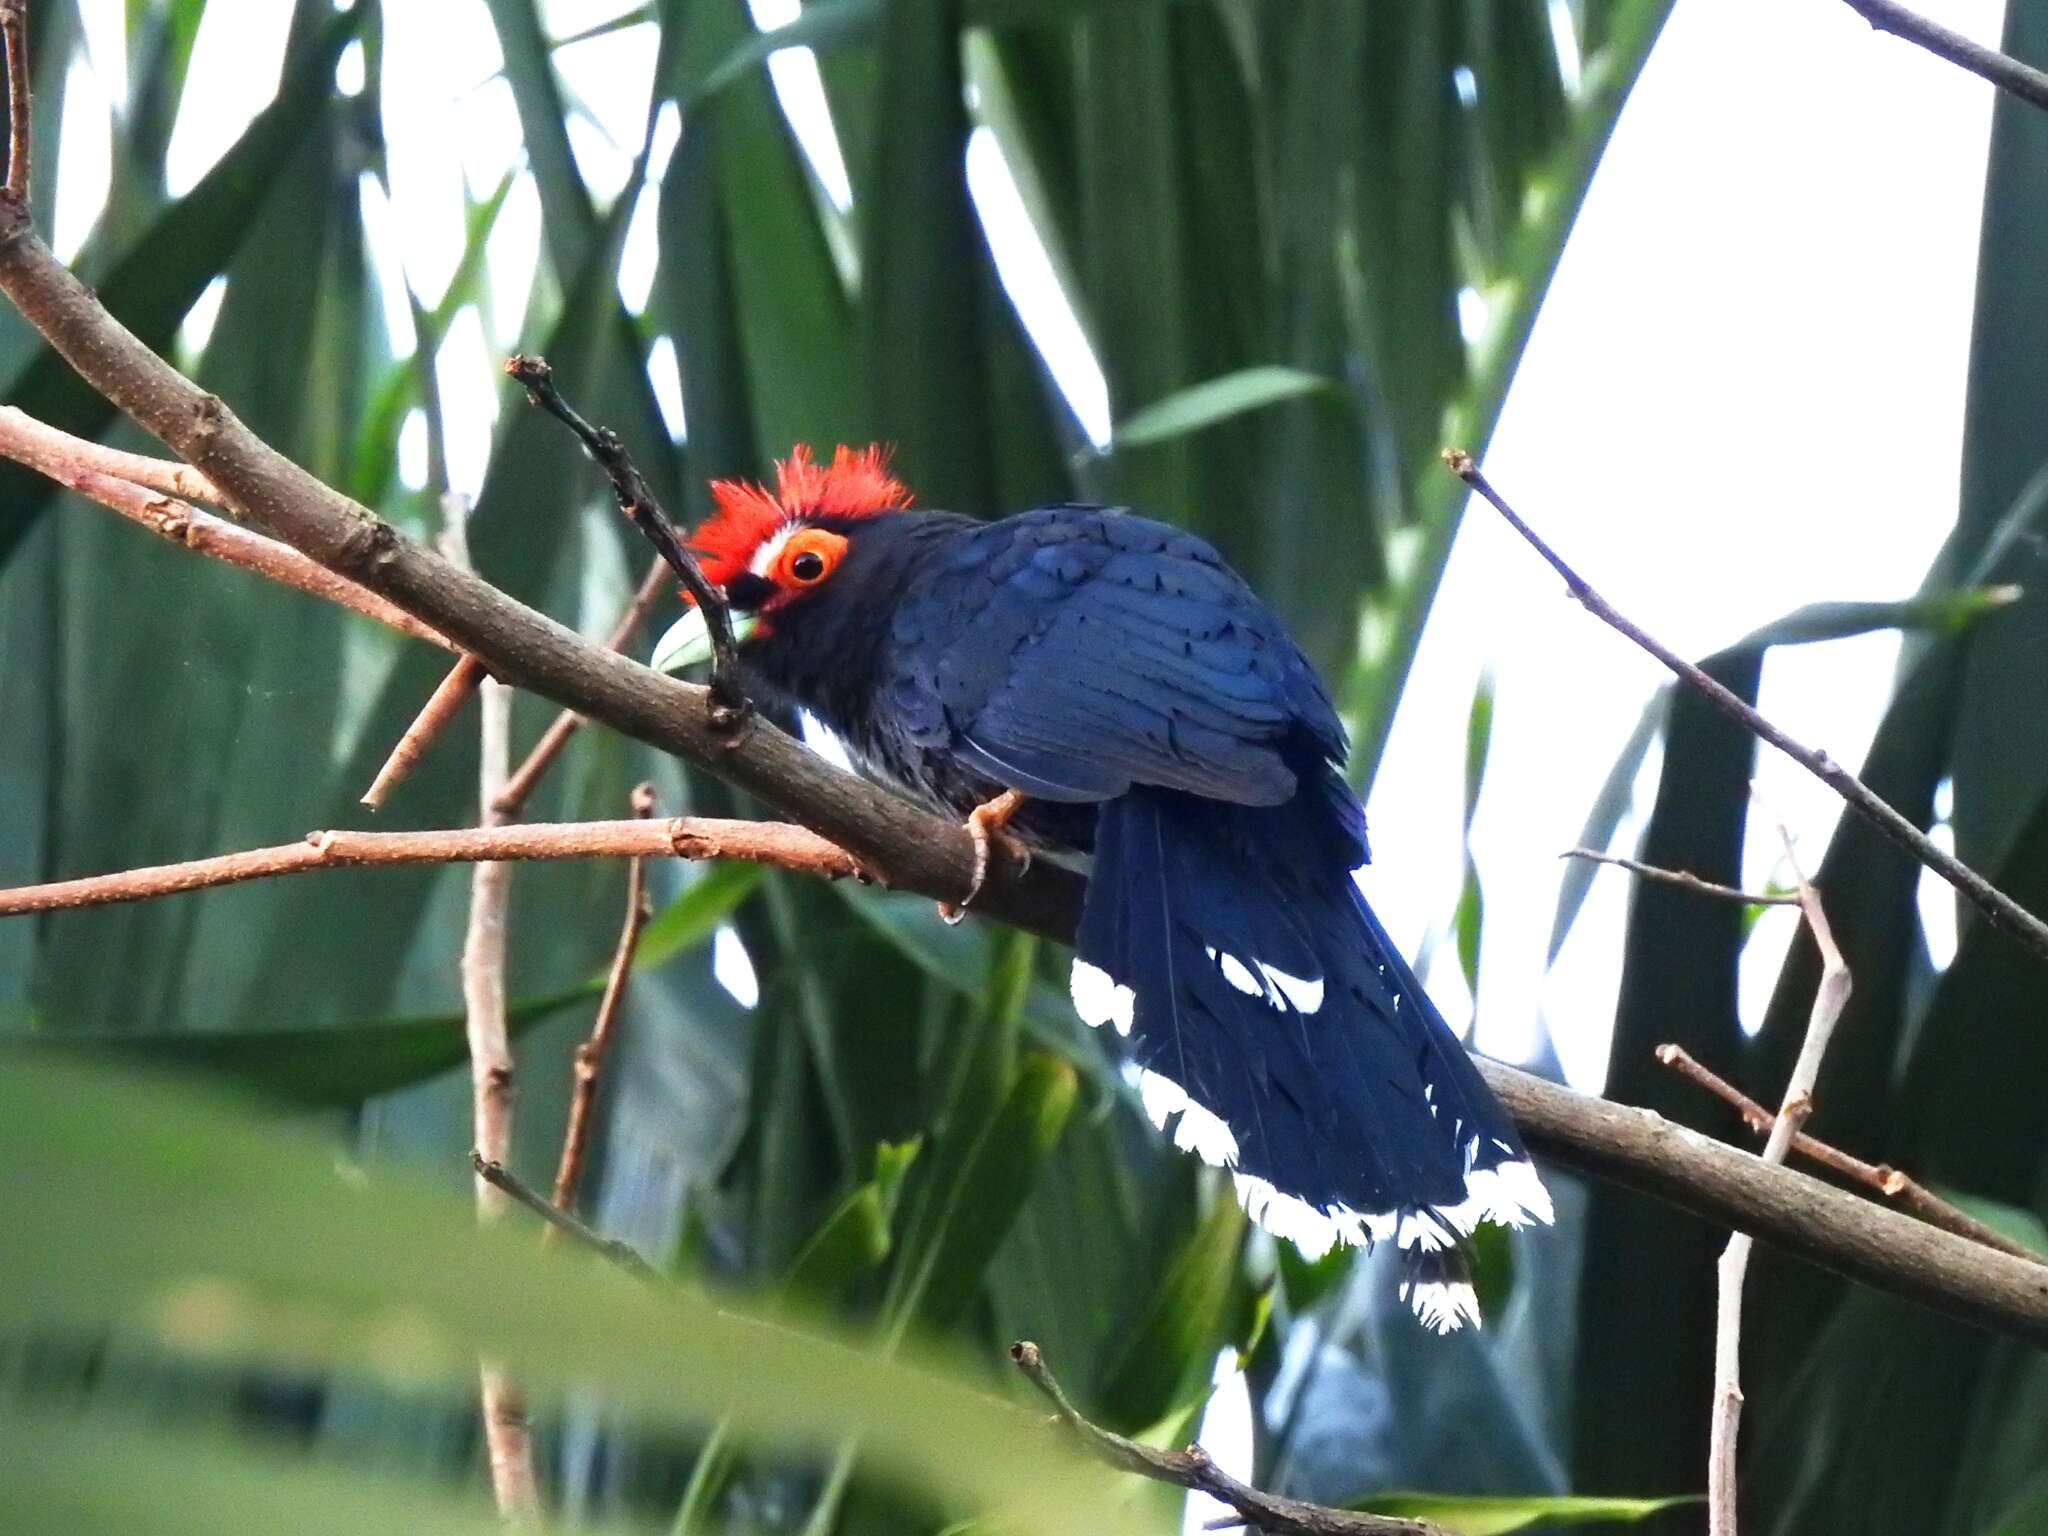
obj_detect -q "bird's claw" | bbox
[939,789,1030,925]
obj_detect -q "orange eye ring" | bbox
[771,526,848,589]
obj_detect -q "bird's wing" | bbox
[888,509,1343,806]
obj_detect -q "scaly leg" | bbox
[939,789,1031,924]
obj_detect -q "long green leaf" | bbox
[1351,1493,1698,1536]
[1110,366,1331,450]
[0,1054,1140,1536]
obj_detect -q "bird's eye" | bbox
[771,527,848,590]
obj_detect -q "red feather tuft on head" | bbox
[691,444,912,587]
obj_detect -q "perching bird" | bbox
[655,445,1552,1330]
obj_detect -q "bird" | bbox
[653,444,1552,1331]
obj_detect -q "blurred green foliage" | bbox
[5,2,2043,1534]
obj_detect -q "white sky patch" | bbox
[397,407,428,493]
[966,126,1112,447]
[1918,820,1961,972]
[76,0,126,115]
[165,0,293,197]
[714,923,760,1009]
[647,334,688,440]
[484,173,543,348]
[617,176,663,314]
[50,51,110,265]
[746,0,855,213]
[336,39,367,98]
[356,175,420,359]
[1180,1352,1254,1536]
[1369,0,2003,1091]
[176,275,228,362]
[435,305,499,501]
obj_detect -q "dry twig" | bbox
[1561,847,1802,907]
[473,1154,663,1283]
[1655,1043,2043,1264]
[504,354,745,720]
[1840,0,2048,112]
[1444,451,2048,971]
[549,783,657,1218]
[0,0,27,203]
[1706,820,1850,1536]
[361,654,488,809]
[0,816,862,916]
[447,496,542,1523]
[495,555,671,819]
[1010,1343,1441,1536]
[0,408,451,649]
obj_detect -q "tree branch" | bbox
[0,817,864,916]
[1839,0,2048,113]
[503,354,744,718]
[1655,1043,2044,1264]
[361,654,488,809]
[1708,821,1849,1536]
[1561,847,1803,907]
[1445,450,2048,971]
[1010,1343,1441,1536]
[0,406,453,650]
[472,1153,663,1284]
[549,784,656,1219]
[449,494,542,1525]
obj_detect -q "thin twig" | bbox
[1654,1044,2043,1264]
[494,555,670,819]
[549,783,656,1220]
[0,816,864,916]
[503,354,745,720]
[1009,1343,1441,1536]
[448,496,541,1524]
[1561,847,1803,907]
[0,409,452,649]
[0,0,27,204]
[361,654,488,808]
[1444,450,2048,971]
[1707,819,1851,1536]
[1840,0,2048,113]
[473,1153,663,1284]
[0,405,222,501]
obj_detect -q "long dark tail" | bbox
[1069,767,1550,1331]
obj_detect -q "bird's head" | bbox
[650,443,914,674]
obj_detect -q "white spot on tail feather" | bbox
[1203,947,1325,1015]
[1136,1069,1240,1166]
[1401,1278,1483,1334]
[1069,959,1134,1036]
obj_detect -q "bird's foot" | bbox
[939,789,1031,925]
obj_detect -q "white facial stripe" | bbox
[748,522,798,578]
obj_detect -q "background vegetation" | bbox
[2,2,2045,1533]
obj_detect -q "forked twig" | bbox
[504,354,745,720]
[1445,451,2048,971]
[1010,1343,1442,1536]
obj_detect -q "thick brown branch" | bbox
[1445,450,2048,970]
[1840,0,2048,113]
[0,817,863,915]
[1010,1343,1439,1536]
[1482,1060,2048,1347]
[550,784,656,1219]
[1656,1044,2043,1264]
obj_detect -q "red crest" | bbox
[691,444,912,587]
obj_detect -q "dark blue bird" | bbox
[657,446,1552,1330]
